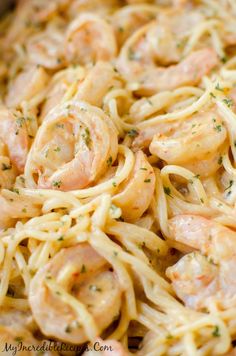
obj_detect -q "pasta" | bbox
[1,0,236,355]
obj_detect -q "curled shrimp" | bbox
[6,65,50,108]
[40,66,87,120]
[0,107,29,173]
[65,13,117,65]
[116,7,217,96]
[25,100,118,191]
[76,61,122,107]
[112,4,159,47]
[29,243,122,344]
[26,26,65,70]
[4,0,71,46]
[166,215,236,310]
[118,45,218,96]
[113,151,155,221]
[149,111,227,165]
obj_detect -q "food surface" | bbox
[1,0,236,355]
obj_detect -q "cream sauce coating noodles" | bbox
[1,0,236,355]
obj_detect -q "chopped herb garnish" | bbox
[164,187,172,197]
[224,180,234,191]
[16,117,25,128]
[54,146,61,152]
[218,156,223,165]
[57,236,64,241]
[146,98,153,106]
[107,156,112,166]
[140,167,147,171]
[128,48,140,61]
[215,83,223,91]
[222,98,233,107]
[65,325,72,333]
[112,181,117,187]
[221,56,228,63]
[127,129,139,137]
[82,128,91,148]
[22,208,27,213]
[56,123,64,129]
[214,124,222,132]
[52,181,62,188]
[210,92,216,98]
[212,325,220,337]
[113,251,118,257]
[14,337,23,343]
[2,163,12,171]
[144,179,151,183]
[89,285,102,292]
[81,264,86,273]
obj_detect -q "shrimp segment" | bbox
[149,111,227,165]
[29,243,122,344]
[118,30,218,96]
[26,28,65,70]
[6,65,50,108]
[0,108,29,172]
[25,100,118,190]
[65,13,117,65]
[112,4,159,47]
[113,151,155,221]
[166,215,236,310]
[76,61,122,107]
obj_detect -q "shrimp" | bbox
[118,46,218,96]
[29,243,122,344]
[0,190,41,230]
[149,110,227,165]
[116,7,217,96]
[25,100,118,191]
[0,324,58,355]
[76,61,122,107]
[0,141,17,189]
[0,307,33,329]
[0,108,29,172]
[40,66,87,120]
[112,4,159,47]
[26,26,65,70]
[166,215,236,310]
[0,326,37,355]
[113,151,155,221]
[6,65,50,108]
[65,13,117,65]
[4,0,71,46]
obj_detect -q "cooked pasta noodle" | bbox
[1,0,236,355]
